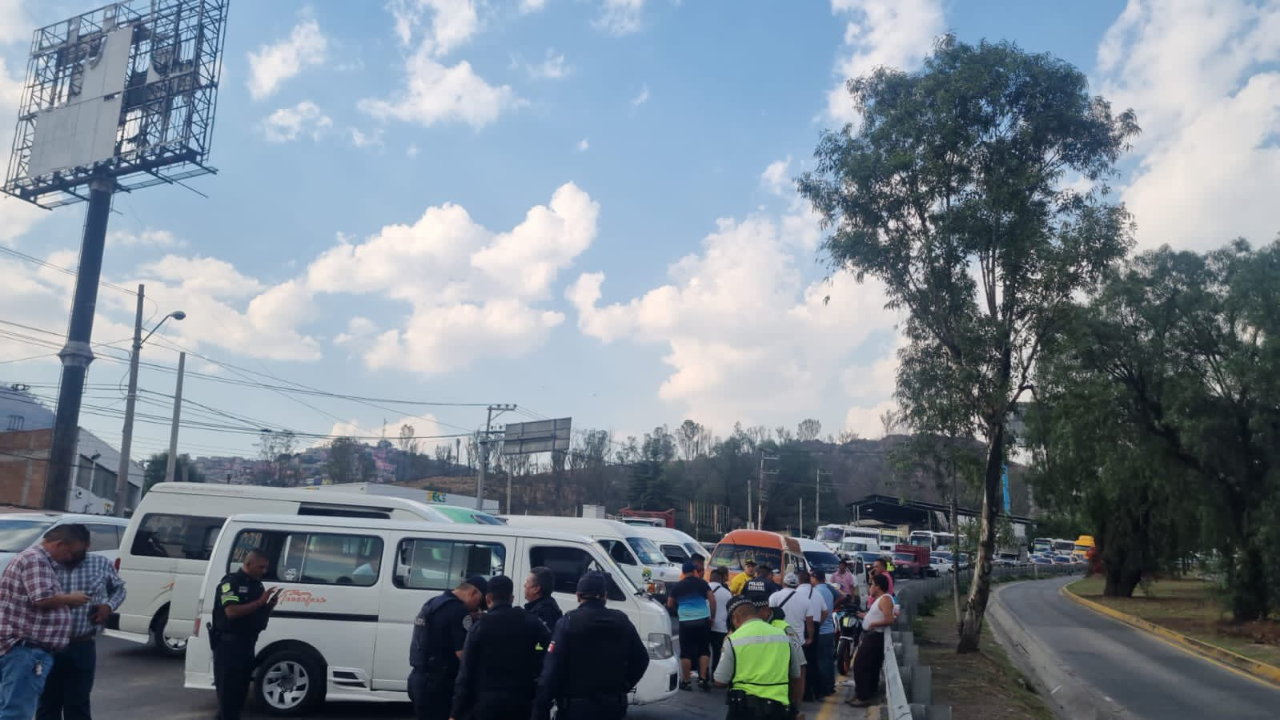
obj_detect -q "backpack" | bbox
[770,588,797,624]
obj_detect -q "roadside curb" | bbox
[1060,581,1280,690]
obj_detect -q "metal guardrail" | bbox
[877,562,1083,719]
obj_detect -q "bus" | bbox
[816,524,881,553]
[1052,538,1075,555]
[1032,537,1053,555]
[910,531,957,551]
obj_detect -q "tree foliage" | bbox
[800,36,1138,651]
[142,452,205,494]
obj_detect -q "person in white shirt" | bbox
[707,567,734,675]
[768,571,821,650]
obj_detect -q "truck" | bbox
[892,544,932,578]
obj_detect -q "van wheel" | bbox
[150,609,187,657]
[256,649,325,715]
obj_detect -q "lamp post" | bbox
[113,284,185,516]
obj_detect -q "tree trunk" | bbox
[1103,562,1141,597]
[1230,543,1269,621]
[950,460,962,625]
[957,422,1003,653]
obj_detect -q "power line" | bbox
[0,246,141,299]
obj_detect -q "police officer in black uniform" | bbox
[450,575,551,720]
[407,575,487,720]
[211,548,280,720]
[523,566,563,631]
[532,572,650,720]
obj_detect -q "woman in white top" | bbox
[848,573,895,706]
[707,567,735,676]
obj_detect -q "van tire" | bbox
[150,609,188,657]
[255,648,325,715]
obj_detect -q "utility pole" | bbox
[816,469,831,529]
[747,477,753,529]
[43,178,113,511]
[163,352,186,484]
[799,497,804,537]
[476,404,516,511]
[114,285,144,516]
[757,452,779,531]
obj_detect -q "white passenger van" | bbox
[628,526,704,565]
[185,514,680,715]
[501,516,680,592]
[110,483,500,655]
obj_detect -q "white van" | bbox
[501,516,681,592]
[111,483,501,655]
[628,526,704,565]
[185,514,680,715]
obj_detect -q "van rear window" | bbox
[130,514,225,561]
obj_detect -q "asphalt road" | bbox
[88,635,728,720]
[996,575,1280,719]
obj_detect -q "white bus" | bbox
[185,514,680,714]
[910,531,956,551]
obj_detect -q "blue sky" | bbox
[1,0,1277,463]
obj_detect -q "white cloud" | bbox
[137,256,265,298]
[577,138,590,152]
[520,0,548,12]
[334,316,378,346]
[569,207,900,430]
[760,156,792,196]
[597,0,646,35]
[0,0,30,45]
[349,127,385,149]
[390,0,478,56]
[826,0,946,124]
[0,56,45,246]
[631,84,650,106]
[323,414,443,445]
[1096,0,1280,251]
[261,101,333,142]
[107,229,185,249]
[526,49,572,80]
[358,47,518,129]
[306,183,599,374]
[247,18,328,100]
[406,143,421,158]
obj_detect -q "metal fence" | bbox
[878,563,1082,720]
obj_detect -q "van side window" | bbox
[529,546,626,601]
[394,539,506,590]
[229,530,384,587]
[597,539,636,565]
[130,514,225,560]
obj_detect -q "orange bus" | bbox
[706,529,807,586]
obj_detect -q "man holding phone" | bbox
[212,549,280,720]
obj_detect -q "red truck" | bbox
[893,544,933,578]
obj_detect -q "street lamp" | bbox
[114,285,186,516]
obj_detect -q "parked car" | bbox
[1051,554,1073,565]
[956,552,972,570]
[930,550,955,574]
[0,512,128,574]
[1030,555,1053,566]
[994,552,1021,566]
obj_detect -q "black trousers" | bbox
[710,631,728,678]
[34,639,96,720]
[213,637,257,720]
[557,695,627,720]
[407,668,456,720]
[851,631,885,701]
[471,692,534,720]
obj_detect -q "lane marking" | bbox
[1059,583,1280,690]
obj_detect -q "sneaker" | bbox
[680,680,692,691]
[699,678,711,692]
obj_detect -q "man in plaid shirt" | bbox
[36,542,127,720]
[0,524,91,720]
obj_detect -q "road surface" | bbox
[995,575,1280,719]
[88,635,726,719]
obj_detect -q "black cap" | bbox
[726,595,754,617]
[465,575,489,596]
[743,579,770,606]
[576,571,608,596]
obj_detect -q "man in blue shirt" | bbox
[667,561,716,691]
[810,569,845,698]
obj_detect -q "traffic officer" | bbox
[744,578,806,693]
[408,575,488,720]
[451,575,551,719]
[532,572,649,720]
[211,549,280,720]
[714,593,803,720]
[523,566,563,631]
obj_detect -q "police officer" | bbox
[532,572,649,720]
[714,593,803,720]
[211,548,280,720]
[744,578,807,699]
[408,576,488,720]
[523,566,563,631]
[451,575,551,720]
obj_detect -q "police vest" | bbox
[727,620,791,705]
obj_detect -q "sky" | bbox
[1,0,1277,464]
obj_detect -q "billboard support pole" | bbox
[43,177,113,511]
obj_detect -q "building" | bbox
[846,493,1032,551]
[0,385,143,514]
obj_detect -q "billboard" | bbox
[2,0,229,208]
[501,418,572,456]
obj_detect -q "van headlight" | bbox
[647,632,673,659]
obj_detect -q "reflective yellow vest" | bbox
[727,619,791,705]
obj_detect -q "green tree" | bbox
[142,452,205,494]
[621,426,677,510]
[799,37,1137,651]
[326,437,362,485]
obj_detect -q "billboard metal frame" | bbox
[2,0,229,207]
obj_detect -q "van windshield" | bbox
[709,543,783,573]
[626,537,669,565]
